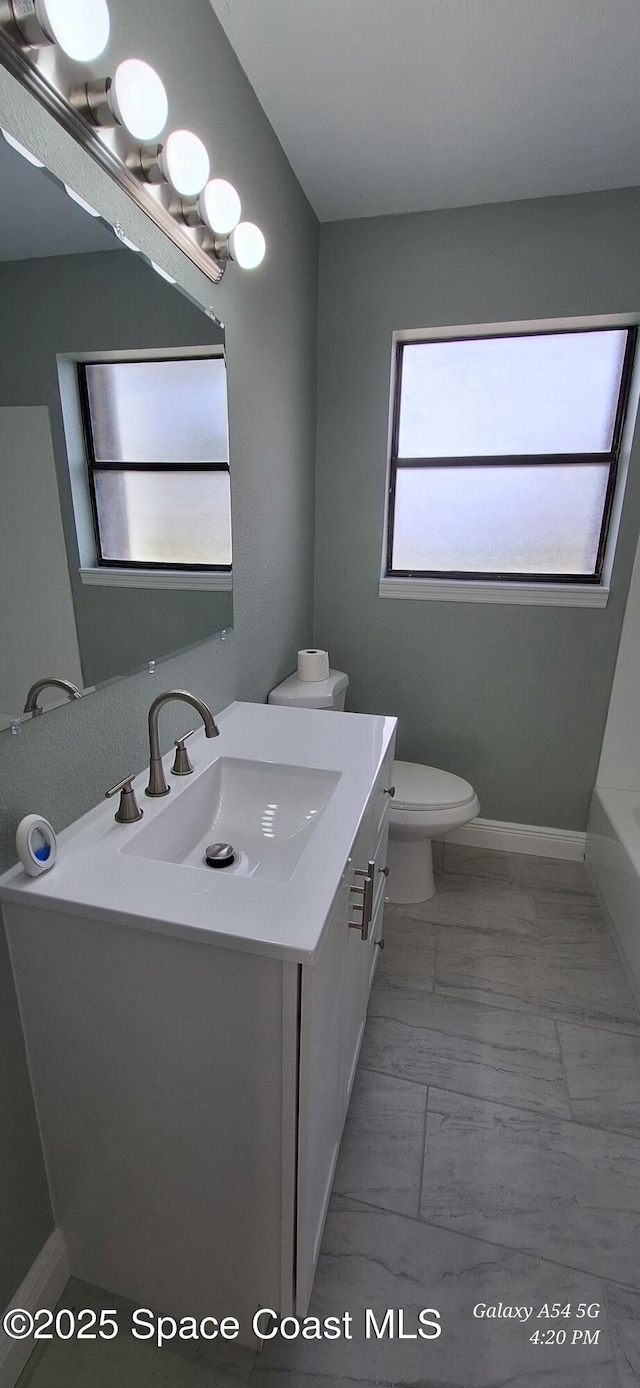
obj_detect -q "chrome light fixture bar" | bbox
[0,4,266,284]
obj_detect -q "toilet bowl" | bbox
[268,670,480,902]
[387,760,480,904]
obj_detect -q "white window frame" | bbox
[379,314,640,608]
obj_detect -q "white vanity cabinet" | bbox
[1,704,396,1343]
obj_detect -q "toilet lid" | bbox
[392,760,477,812]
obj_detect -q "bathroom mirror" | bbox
[0,134,233,731]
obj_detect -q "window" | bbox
[386,327,636,586]
[78,355,231,572]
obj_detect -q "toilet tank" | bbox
[268,670,349,711]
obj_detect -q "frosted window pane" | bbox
[86,358,228,462]
[398,332,626,457]
[392,465,609,575]
[95,470,232,566]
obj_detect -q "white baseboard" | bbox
[438,816,586,861]
[0,1229,69,1388]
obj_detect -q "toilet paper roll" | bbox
[297,649,330,682]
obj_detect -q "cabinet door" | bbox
[341,811,390,1116]
[296,738,396,1312]
[296,883,349,1312]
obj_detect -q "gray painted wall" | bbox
[314,190,640,831]
[0,249,230,690]
[0,0,318,1309]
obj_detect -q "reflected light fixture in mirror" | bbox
[2,128,43,166]
[64,184,100,217]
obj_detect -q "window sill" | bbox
[379,577,609,608]
[80,568,232,592]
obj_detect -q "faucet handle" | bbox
[106,775,144,824]
[172,729,195,776]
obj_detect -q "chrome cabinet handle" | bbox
[172,729,195,776]
[349,860,375,941]
[383,786,395,797]
[105,775,143,824]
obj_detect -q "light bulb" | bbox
[111,59,168,142]
[65,185,100,217]
[200,179,241,236]
[35,0,110,61]
[229,221,266,270]
[2,130,44,167]
[161,130,209,197]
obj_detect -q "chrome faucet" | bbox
[146,690,219,797]
[24,677,82,716]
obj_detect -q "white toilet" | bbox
[268,669,480,903]
[387,760,479,903]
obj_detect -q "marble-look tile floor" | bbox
[18,846,640,1387]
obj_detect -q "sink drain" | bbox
[204,842,235,869]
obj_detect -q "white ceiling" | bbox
[211,0,640,221]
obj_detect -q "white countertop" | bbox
[0,702,396,964]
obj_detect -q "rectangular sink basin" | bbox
[0,702,398,961]
[122,757,341,883]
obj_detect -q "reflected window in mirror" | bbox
[0,128,233,731]
[77,355,231,572]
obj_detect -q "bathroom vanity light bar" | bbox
[0,0,266,282]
